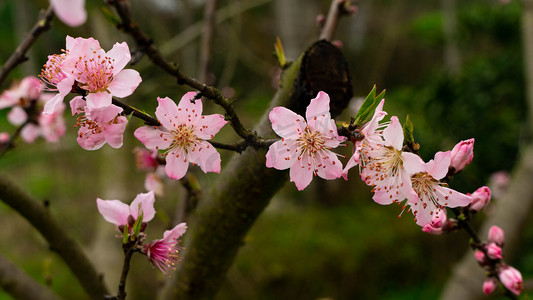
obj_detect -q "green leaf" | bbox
[403,115,415,144]
[101,6,120,26]
[122,224,128,244]
[132,206,144,238]
[352,86,386,126]
[274,37,287,67]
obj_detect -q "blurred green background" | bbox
[0,0,531,299]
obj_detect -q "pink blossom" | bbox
[71,97,128,150]
[475,250,487,265]
[134,93,227,180]
[487,243,503,260]
[407,151,473,226]
[450,138,474,173]
[133,147,160,172]
[359,116,422,205]
[342,99,387,179]
[483,278,497,295]
[265,91,346,190]
[430,209,447,228]
[469,186,491,212]
[0,76,41,109]
[42,36,142,113]
[145,172,164,197]
[50,0,86,27]
[96,191,156,230]
[0,132,9,143]
[498,265,523,295]
[20,102,66,143]
[144,223,187,274]
[488,225,505,246]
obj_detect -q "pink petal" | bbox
[50,0,86,27]
[86,92,113,110]
[164,148,189,180]
[162,222,187,242]
[103,117,128,149]
[402,152,425,176]
[315,149,342,180]
[289,154,314,190]
[435,186,472,208]
[194,114,227,140]
[7,107,28,126]
[341,152,359,180]
[77,129,106,150]
[145,173,164,196]
[129,191,156,222]
[88,104,123,124]
[305,91,331,128]
[269,107,306,139]
[43,93,64,115]
[20,124,40,143]
[426,151,451,180]
[265,140,300,170]
[96,198,130,226]
[361,99,387,137]
[372,190,395,205]
[383,116,403,150]
[107,69,142,98]
[177,92,203,126]
[106,42,131,75]
[70,96,86,115]
[187,141,221,173]
[155,97,181,130]
[134,126,172,150]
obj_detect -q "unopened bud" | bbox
[469,186,491,212]
[331,40,344,49]
[487,242,502,260]
[498,265,523,296]
[450,138,474,173]
[316,14,326,28]
[483,277,498,295]
[474,250,487,265]
[488,225,505,246]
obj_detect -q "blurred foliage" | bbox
[0,0,531,299]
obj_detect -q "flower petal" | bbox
[402,152,425,176]
[177,92,203,126]
[165,148,189,180]
[107,69,142,98]
[426,151,451,180]
[96,198,130,226]
[266,140,299,170]
[7,107,28,126]
[20,124,40,143]
[134,126,172,150]
[383,116,403,150]
[129,191,156,222]
[162,222,187,241]
[289,154,314,190]
[306,91,331,128]
[315,149,342,180]
[155,97,181,130]
[194,114,227,140]
[103,117,128,149]
[187,141,221,173]
[269,107,306,139]
[106,42,131,75]
[50,0,86,27]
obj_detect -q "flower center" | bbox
[74,52,115,93]
[298,127,325,155]
[170,124,197,150]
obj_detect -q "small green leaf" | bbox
[101,6,121,26]
[122,225,128,244]
[274,37,287,67]
[132,206,144,238]
[403,115,414,144]
[352,86,386,126]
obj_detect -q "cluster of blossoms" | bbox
[0,76,66,143]
[97,191,187,273]
[267,91,474,227]
[476,226,523,296]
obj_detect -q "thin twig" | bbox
[112,98,161,126]
[116,247,136,300]
[198,0,219,84]
[319,0,353,41]
[0,121,31,158]
[0,6,53,87]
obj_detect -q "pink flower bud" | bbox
[498,265,523,296]
[422,224,443,235]
[487,243,502,260]
[133,147,159,172]
[488,225,505,246]
[469,186,491,212]
[0,132,9,143]
[474,250,487,265]
[430,209,447,228]
[483,277,498,295]
[450,138,474,173]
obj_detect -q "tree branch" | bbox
[198,0,219,83]
[0,6,53,87]
[0,174,109,299]
[0,253,62,300]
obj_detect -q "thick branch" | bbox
[0,253,62,300]
[0,6,53,87]
[0,174,109,299]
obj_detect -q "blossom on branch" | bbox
[42,36,142,113]
[265,91,346,190]
[134,93,227,180]
[449,138,474,174]
[70,97,128,150]
[96,191,156,233]
[498,265,523,296]
[144,223,187,274]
